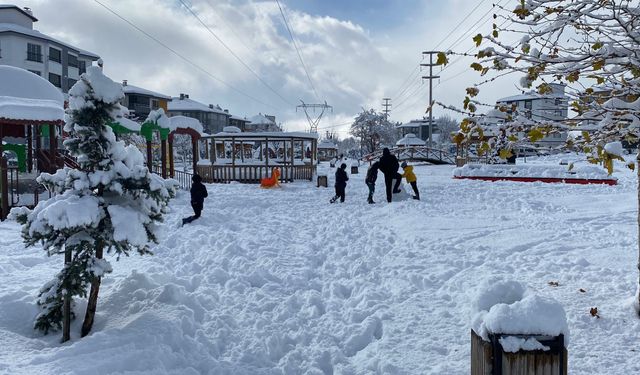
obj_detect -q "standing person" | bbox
[182,174,208,225]
[365,161,379,204]
[378,148,402,202]
[330,163,349,203]
[401,161,420,200]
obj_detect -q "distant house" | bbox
[120,80,171,120]
[246,113,281,132]
[397,118,440,143]
[229,115,251,131]
[0,4,100,93]
[167,94,230,134]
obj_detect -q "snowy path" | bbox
[1,157,640,374]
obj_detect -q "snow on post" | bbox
[10,66,175,341]
[470,279,569,374]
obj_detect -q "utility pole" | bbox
[421,51,440,148]
[382,98,391,119]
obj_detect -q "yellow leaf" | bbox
[473,34,483,47]
[628,162,635,171]
[470,62,483,71]
[604,158,614,175]
[436,52,448,66]
[592,41,603,50]
[492,30,499,38]
[466,87,480,97]
[499,149,513,159]
[528,128,545,142]
[592,59,605,70]
[568,163,574,171]
[581,131,591,143]
[453,133,465,145]
[566,71,580,82]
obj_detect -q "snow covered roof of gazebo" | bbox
[0,66,65,122]
[170,115,204,134]
[318,140,338,149]
[396,133,426,146]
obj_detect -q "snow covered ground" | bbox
[1,154,640,374]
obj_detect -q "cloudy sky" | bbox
[18,0,520,137]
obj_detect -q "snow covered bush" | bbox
[10,66,174,341]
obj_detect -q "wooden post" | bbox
[49,123,56,171]
[27,125,33,173]
[146,139,153,172]
[265,137,269,167]
[0,149,8,221]
[192,137,198,175]
[168,136,174,178]
[160,138,167,178]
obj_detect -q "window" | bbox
[28,70,41,76]
[68,54,78,68]
[48,73,61,88]
[67,78,77,88]
[49,47,61,63]
[554,98,562,106]
[27,43,42,62]
[151,99,159,110]
[524,100,532,110]
[78,60,86,75]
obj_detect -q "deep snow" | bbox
[1,154,640,374]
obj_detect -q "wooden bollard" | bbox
[317,175,328,188]
[351,166,358,174]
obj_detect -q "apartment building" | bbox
[0,5,100,93]
[167,94,230,134]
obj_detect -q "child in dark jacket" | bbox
[182,174,208,225]
[365,161,379,204]
[330,163,349,203]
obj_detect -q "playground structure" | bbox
[198,131,318,183]
[317,139,338,162]
[0,66,66,220]
[260,168,281,188]
[361,145,455,165]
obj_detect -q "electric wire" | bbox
[92,0,280,110]
[178,0,295,107]
[275,0,320,101]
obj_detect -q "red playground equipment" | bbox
[260,168,281,188]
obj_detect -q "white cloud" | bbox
[14,0,525,138]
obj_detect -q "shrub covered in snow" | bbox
[10,66,174,340]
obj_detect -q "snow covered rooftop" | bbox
[168,97,228,114]
[122,83,171,100]
[0,23,99,59]
[0,66,64,122]
[396,133,426,146]
[248,114,275,125]
[318,140,338,149]
[0,4,37,21]
[397,119,428,129]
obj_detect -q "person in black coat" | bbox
[330,163,349,203]
[378,148,402,202]
[365,161,379,204]
[182,174,208,225]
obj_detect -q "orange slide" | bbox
[260,168,281,188]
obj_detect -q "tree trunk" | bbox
[62,248,72,343]
[81,244,103,337]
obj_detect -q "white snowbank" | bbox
[454,163,613,180]
[171,116,204,134]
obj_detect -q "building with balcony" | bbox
[0,4,100,93]
[246,113,281,132]
[167,93,230,134]
[121,80,172,121]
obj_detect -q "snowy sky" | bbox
[17,0,520,137]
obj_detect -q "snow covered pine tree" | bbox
[10,66,176,342]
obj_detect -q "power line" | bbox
[275,0,320,101]
[92,0,280,110]
[432,0,488,51]
[178,0,295,107]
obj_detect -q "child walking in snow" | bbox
[330,163,349,203]
[365,161,379,204]
[401,161,420,200]
[182,174,208,225]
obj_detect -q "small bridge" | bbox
[361,146,455,165]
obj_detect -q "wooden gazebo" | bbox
[199,131,318,183]
[0,66,65,220]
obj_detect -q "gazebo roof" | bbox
[0,66,65,123]
[170,115,204,134]
[205,131,318,141]
[318,140,338,149]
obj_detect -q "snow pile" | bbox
[604,141,624,158]
[454,163,613,180]
[472,279,569,352]
[68,67,123,116]
[145,108,172,130]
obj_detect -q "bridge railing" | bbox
[361,146,455,165]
